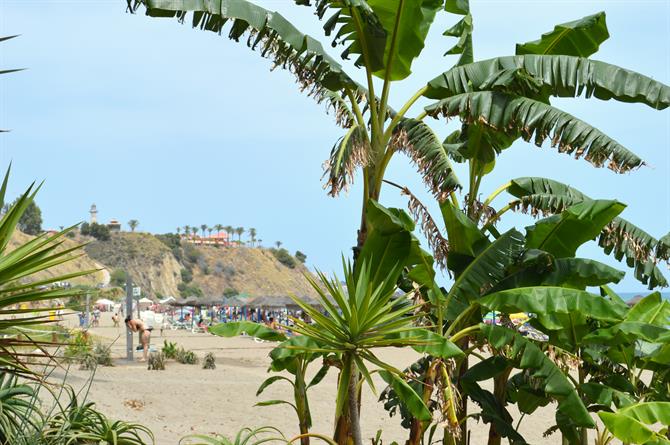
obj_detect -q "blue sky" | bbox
[0,0,668,292]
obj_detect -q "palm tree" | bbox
[207,226,213,238]
[224,225,233,246]
[200,224,208,241]
[128,219,139,232]
[214,224,224,245]
[176,227,181,235]
[184,225,191,237]
[249,228,257,247]
[275,241,282,249]
[235,227,244,245]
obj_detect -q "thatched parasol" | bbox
[249,295,294,308]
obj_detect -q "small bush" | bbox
[93,343,113,366]
[202,352,216,370]
[110,269,127,288]
[65,330,92,361]
[148,352,165,370]
[222,288,238,298]
[295,251,307,263]
[180,268,193,283]
[162,340,177,359]
[271,248,296,269]
[175,347,198,365]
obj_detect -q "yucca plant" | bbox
[42,387,155,445]
[0,165,96,377]
[288,259,461,445]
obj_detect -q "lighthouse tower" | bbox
[89,204,98,224]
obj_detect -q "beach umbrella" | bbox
[249,295,294,308]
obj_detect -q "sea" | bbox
[618,291,670,301]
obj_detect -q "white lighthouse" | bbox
[89,204,98,224]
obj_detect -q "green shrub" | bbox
[271,248,296,269]
[148,352,165,371]
[202,352,216,370]
[175,347,198,365]
[162,340,177,359]
[64,330,92,361]
[93,343,113,367]
[295,250,307,263]
[110,269,127,288]
[222,287,238,298]
[180,268,193,283]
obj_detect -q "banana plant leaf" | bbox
[461,356,527,443]
[424,55,670,110]
[505,177,668,288]
[379,370,431,422]
[516,12,609,57]
[480,324,594,428]
[525,200,625,258]
[127,0,367,128]
[367,0,442,80]
[208,321,287,342]
[443,0,473,65]
[598,402,670,445]
[425,92,645,173]
[444,229,524,311]
[384,328,463,359]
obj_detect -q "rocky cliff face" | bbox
[191,245,317,298]
[81,232,316,299]
[84,232,181,298]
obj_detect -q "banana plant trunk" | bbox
[407,361,438,445]
[487,367,513,445]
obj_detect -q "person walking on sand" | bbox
[125,316,152,362]
[111,313,119,328]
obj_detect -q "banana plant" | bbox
[126,1,669,260]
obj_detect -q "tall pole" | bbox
[126,273,133,361]
[85,293,90,328]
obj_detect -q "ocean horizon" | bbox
[618,291,670,301]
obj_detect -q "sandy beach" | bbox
[52,313,571,444]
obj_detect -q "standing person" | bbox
[111,313,120,328]
[124,316,152,362]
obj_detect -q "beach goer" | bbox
[267,316,279,331]
[111,313,119,328]
[125,316,152,361]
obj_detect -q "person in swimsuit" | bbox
[125,316,152,361]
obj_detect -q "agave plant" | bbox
[42,387,155,445]
[179,426,286,445]
[0,372,41,444]
[0,165,96,377]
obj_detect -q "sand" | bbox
[52,313,574,444]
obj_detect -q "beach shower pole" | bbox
[85,293,90,328]
[126,273,133,361]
